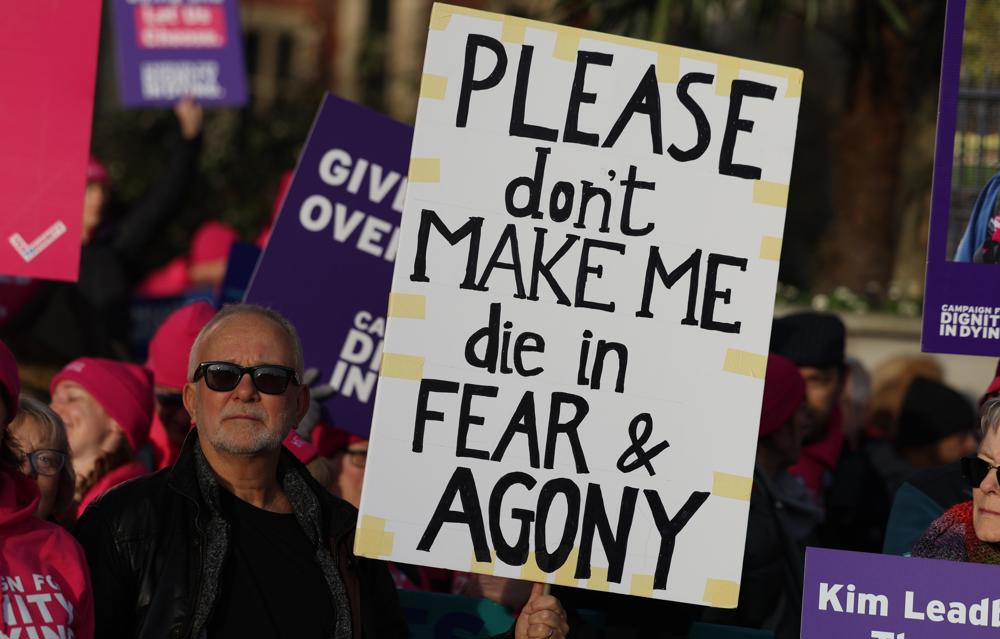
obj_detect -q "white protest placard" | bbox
[357,3,802,606]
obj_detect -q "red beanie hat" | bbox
[283,431,319,465]
[51,358,154,453]
[0,339,20,424]
[87,155,110,190]
[190,221,239,266]
[759,353,806,438]
[982,359,1000,407]
[147,301,216,390]
[311,423,366,458]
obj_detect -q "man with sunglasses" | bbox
[75,304,569,639]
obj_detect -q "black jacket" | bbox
[74,432,407,639]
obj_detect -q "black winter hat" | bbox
[770,312,846,368]
[896,377,976,449]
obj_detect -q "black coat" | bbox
[74,433,408,639]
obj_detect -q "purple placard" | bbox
[803,547,1000,638]
[922,0,1000,356]
[245,94,411,438]
[111,0,248,107]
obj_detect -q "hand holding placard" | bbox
[358,3,802,605]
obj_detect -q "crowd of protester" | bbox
[2,99,1000,639]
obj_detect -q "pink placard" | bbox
[0,0,102,281]
[135,5,227,49]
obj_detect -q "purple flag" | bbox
[245,94,411,438]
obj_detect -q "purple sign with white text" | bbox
[245,94,411,438]
[922,0,1000,356]
[803,547,1000,638]
[111,0,247,107]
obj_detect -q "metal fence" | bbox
[947,85,1000,258]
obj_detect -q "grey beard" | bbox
[207,422,284,455]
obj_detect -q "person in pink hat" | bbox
[146,301,216,469]
[50,358,154,519]
[0,339,95,638]
[188,220,239,290]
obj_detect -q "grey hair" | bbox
[187,304,305,381]
[981,397,1000,435]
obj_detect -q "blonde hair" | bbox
[74,435,133,506]
[869,354,944,434]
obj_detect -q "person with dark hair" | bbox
[0,340,95,638]
[770,312,847,500]
[895,377,977,469]
[883,363,999,555]
[9,395,75,523]
[74,304,569,639]
[49,357,154,519]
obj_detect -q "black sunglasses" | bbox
[21,449,68,477]
[193,361,299,395]
[961,455,1000,488]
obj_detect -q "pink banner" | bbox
[0,0,102,281]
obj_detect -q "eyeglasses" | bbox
[193,362,299,395]
[961,455,1000,488]
[341,449,367,469]
[21,449,68,477]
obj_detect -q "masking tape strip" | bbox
[712,471,753,501]
[470,551,497,575]
[588,567,611,592]
[630,574,654,598]
[753,181,790,208]
[520,552,548,582]
[420,74,448,100]
[759,236,783,261]
[381,353,425,380]
[722,349,768,380]
[409,158,441,183]
[430,4,453,30]
[427,5,800,96]
[715,59,740,96]
[388,293,427,320]
[553,549,580,587]
[785,70,804,98]
[501,18,526,44]
[553,30,580,61]
[355,516,395,558]
[704,578,740,608]
[656,50,680,83]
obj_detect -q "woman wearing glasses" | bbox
[913,398,1000,562]
[9,395,75,523]
[0,340,95,638]
[49,357,154,519]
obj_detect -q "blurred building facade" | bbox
[241,0,556,121]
